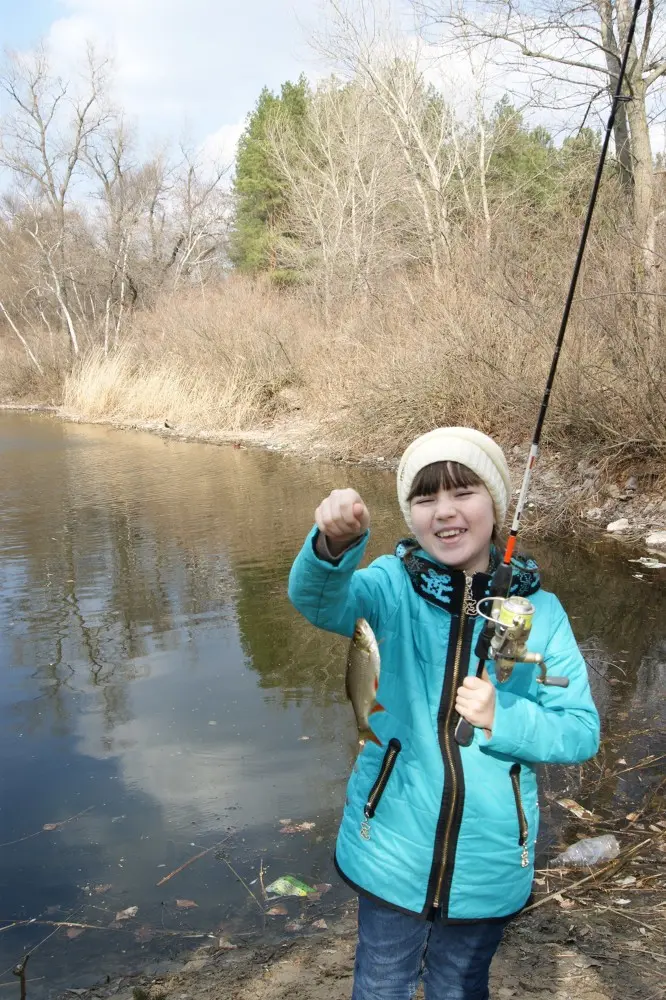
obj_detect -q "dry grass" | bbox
[2,251,666,481]
[62,346,266,432]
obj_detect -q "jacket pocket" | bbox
[364,738,402,819]
[509,763,530,868]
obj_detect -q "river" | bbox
[0,412,663,997]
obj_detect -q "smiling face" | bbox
[407,461,495,575]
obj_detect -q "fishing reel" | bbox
[475,595,569,687]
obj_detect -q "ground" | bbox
[62,873,665,1000]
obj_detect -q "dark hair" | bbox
[406,461,483,502]
[407,461,500,546]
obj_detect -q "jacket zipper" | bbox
[510,763,530,868]
[363,738,402,821]
[432,574,476,910]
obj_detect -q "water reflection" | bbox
[0,412,664,995]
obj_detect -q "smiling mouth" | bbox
[434,528,467,539]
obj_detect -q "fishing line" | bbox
[455,0,644,747]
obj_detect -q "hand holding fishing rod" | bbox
[454,0,643,747]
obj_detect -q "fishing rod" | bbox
[455,0,644,748]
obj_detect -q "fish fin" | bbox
[369,702,385,716]
[365,731,383,747]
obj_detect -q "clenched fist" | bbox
[315,488,371,556]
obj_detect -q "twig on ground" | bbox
[593,906,666,937]
[216,853,265,914]
[259,858,266,901]
[523,837,655,913]
[156,835,232,887]
[12,956,29,1000]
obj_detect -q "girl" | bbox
[288,427,599,1000]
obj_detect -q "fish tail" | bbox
[363,731,383,747]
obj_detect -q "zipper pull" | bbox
[521,845,529,868]
[464,574,477,617]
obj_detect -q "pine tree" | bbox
[229,76,310,275]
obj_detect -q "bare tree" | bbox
[316,0,470,282]
[169,146,232,290]
[269,78,407,317]
[0,44,113,354]
[411,0,666,331]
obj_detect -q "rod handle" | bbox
[541,675,570,688]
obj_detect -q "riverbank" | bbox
[3,401,666,551]
[56,856,665,1000]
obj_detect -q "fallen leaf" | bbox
[615,898,632,906]
[615,876,637,887]
[66,927,84,939]
[285,920,305,932]
[280,822,316,834]
[115,906,138,921]
[42,823,58,831]
[278,818,292,826]
[534,877,546,885]
[311,919,328,930]
[556,798,600,822]
[266,905,288,916]
[617,758,627,765]
[176,899,198,909]
[639,927,647,936]
[626,812,639,822]
[134,926,155,943]
[218,937,238,950]
[92,884,112,895]
[313,883,332,895]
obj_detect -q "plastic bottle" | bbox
[551,834,620,868]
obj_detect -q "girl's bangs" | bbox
[407,461,482,501]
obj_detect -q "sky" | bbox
[1,0,664,169]
[0,0,328,165]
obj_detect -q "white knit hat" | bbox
[396,427,512,529]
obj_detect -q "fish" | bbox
[346,618,384,746]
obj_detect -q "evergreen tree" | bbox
[487,97,559,210]
[230,76,310,274]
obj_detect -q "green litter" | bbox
[265,875,317,897]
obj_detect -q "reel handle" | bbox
[454,717,475,747]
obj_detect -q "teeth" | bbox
[436,529,465,538]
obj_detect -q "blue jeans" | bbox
[352,895,507,1000]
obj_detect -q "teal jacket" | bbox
[288,528,600,922]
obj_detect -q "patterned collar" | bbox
[395,539,540,614]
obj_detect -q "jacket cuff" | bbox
[311,527,369,566]
[477,689,527,756]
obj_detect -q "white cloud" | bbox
[42,0,321,152]
[199,119,246,172]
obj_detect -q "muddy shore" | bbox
[56,864,665,1000]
